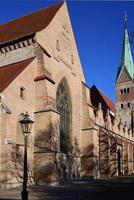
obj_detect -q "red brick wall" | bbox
[116,85,134,102]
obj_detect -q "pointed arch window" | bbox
[56,78,72,153]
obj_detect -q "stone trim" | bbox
[71,72,76,77]
[81,127,98,131]
[1,103,12,114]
[81,155,99,158]
[58,55,72,70]
[34,74,55,84]
[37,42,51,58]
[81,81,90,89]
[34,150,81,158]
[96,123,134,144]
[34,108,60,115]
[16,143,25,146]
[53,56,60,62]
[0,33,36,53]
[87,102,96,110]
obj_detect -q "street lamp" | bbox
[19,112,34,200]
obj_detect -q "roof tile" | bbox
[90,85,115,113]
[0,58,35,92]
[0,2,63,44]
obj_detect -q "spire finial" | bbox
[124,11,128,28]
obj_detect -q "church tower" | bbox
[115,12,134,131]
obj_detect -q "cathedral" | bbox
[0,2,134,188]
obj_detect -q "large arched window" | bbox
[56,78,72,153]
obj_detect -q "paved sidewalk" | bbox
[0,183,91,200]
[0,177,134,200]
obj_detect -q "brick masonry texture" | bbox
[0,2,133,188]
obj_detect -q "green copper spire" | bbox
[116,12,134,82]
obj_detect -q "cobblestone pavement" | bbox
[0,177,134,200]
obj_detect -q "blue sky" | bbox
[0,0,134,101]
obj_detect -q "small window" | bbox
[20,87,25,99]
[56,40,60,51]
[127,102,130,108]
[121,88,129,95]
[71,54,74,64]
[121,104,123,109]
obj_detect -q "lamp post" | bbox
[19,112,34,200]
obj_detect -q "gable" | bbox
[90,85,115,113]
[117,67,132,83]
[36,3,85,82]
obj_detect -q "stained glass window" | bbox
[56,78,72,153]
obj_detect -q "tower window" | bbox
[127,102,130,108]
[121,104,123,109]
[120,88,129,95]
[120,89,123,94]
[20,86,25,99]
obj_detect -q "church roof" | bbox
[0,58,34,92]
[116,19,134,82]
[0,2,63,44]
[90,85,115,113]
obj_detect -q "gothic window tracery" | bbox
[56,78,72,153]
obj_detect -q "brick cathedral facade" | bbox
[0,2,133,188]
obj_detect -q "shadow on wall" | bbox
[34,122,81,184]
[0,114,34,186]
[99,127,124,177]
[0,114,35,186]
[80,143,97,178]
[0,124,126,185]
[0,143,34,186]
[34,123,53,184]
[80,127,125,179]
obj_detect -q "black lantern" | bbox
[19,112,34,137]
[19,112,34,200]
